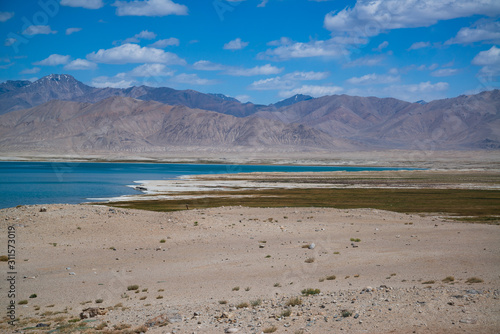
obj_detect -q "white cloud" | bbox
[235,95,251,103]
[345,55,385,67]
[61,0,104,9]
[249,71,330,90]
[408,41,431,50]
[324,0,500,35]
[22,25,57,35]
[193,60,226,71]
[113,0,188,16]
[373,41,389,52]
[225,64,282,76]
[346,73,400,85]
[149,38,180,48]
[123,30,157,43]
[64,59,97,70]
[0,11,14,22]
[173,73,216,85]
[260,39,345,60]
[129,63,174,77]
[249,77,297,90]
[431,68,459,77]
[472,46,500,79]
[472,46,500,66]
[223,38,249,50]
[87,43,186,65]
[447,20,500,45]
[91,74,135,88]
[20,67,40,74]
[4,38,16,46]
[33,54,70,66]
[66,27,82,35]
[279,85,343,98]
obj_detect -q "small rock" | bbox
[39,207,47,212]
[308,243,316,249]
[459,318,477,324]
[69,272,76,275]
[36,323,50,327]
[224,328,239,333]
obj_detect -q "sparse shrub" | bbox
[442,276,455,283]
[301,288,320,296]
[305,257,315,263]
[286,297,302,306]
[219,300,227,305]
[341,310,352,317]
[95,322,107,330]
[319,278,325,282]
[127,285,139,291]
[29,294,37,298]
[350,238,361,242]
[236,302,249,309]
[333,251,340,255]
[281,309,291,317]
[245,287,251,291]
[68,318,80,323]
[114,323,132,330]
[18,300,28,305]
[263,326,277,333]
[95,299,103,303]
[232,286,240,291]
[466,277,483,284]
[265,255,271,258]
[142,288,148,292]
[140,296,147,300]
[422,280,435,284]
[160,239,166,243]
[326,275,336,280]
[251,299,262,307]
[273,283,281,287]
[194,222,198,226]
[0,255,8,261]
[158,289,164,292]
[156,295,163,299]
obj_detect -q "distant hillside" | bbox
[0,74,499,151]
[0,97,354,153]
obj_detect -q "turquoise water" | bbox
[0,161,415,209]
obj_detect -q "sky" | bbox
[0,0,500,105]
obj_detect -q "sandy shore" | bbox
[1,204,499,333]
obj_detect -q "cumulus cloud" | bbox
[20,67,40,74]
[91,73,135,88]
[223,38,249,50]
[64,59,97,70]
[61,0,104,9]
[149,38,180,48]
[324,0,500,35]
[66,27,82,35]
[260,38,345,60]
[249,71,330,90]
[431,68,459,77]
[446,20,500,45]
[279,85,343,98]
[113,0,188,16]
[33,54,70,66]
[87,43,186,65]
[192,60,226,71]
[408,42,431,51]
[346,73,400,85]
[172,73,216,85]
[129,63,174,77]
[4,38,16,46]
[225,64,282,76]
[344,55,385,67]
[0,11,14,22]
[123,30,157,43]
[22,25,57,35]
[472,46,500,79]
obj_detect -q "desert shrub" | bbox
[301,288,320,296]
[286,297,302,306]
[466,277,483,284]
[127,285,139,291]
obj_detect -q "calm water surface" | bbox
[0,161,413,209]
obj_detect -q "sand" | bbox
[1,203,499,333]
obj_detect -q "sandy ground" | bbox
[0,204,499,333]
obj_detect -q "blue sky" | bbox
[1,0,500,104]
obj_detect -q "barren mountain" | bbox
[0,96,351,153]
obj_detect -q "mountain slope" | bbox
[0,97,353,152]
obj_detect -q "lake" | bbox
[0,161,414,209]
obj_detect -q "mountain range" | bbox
[0,74,498,154]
